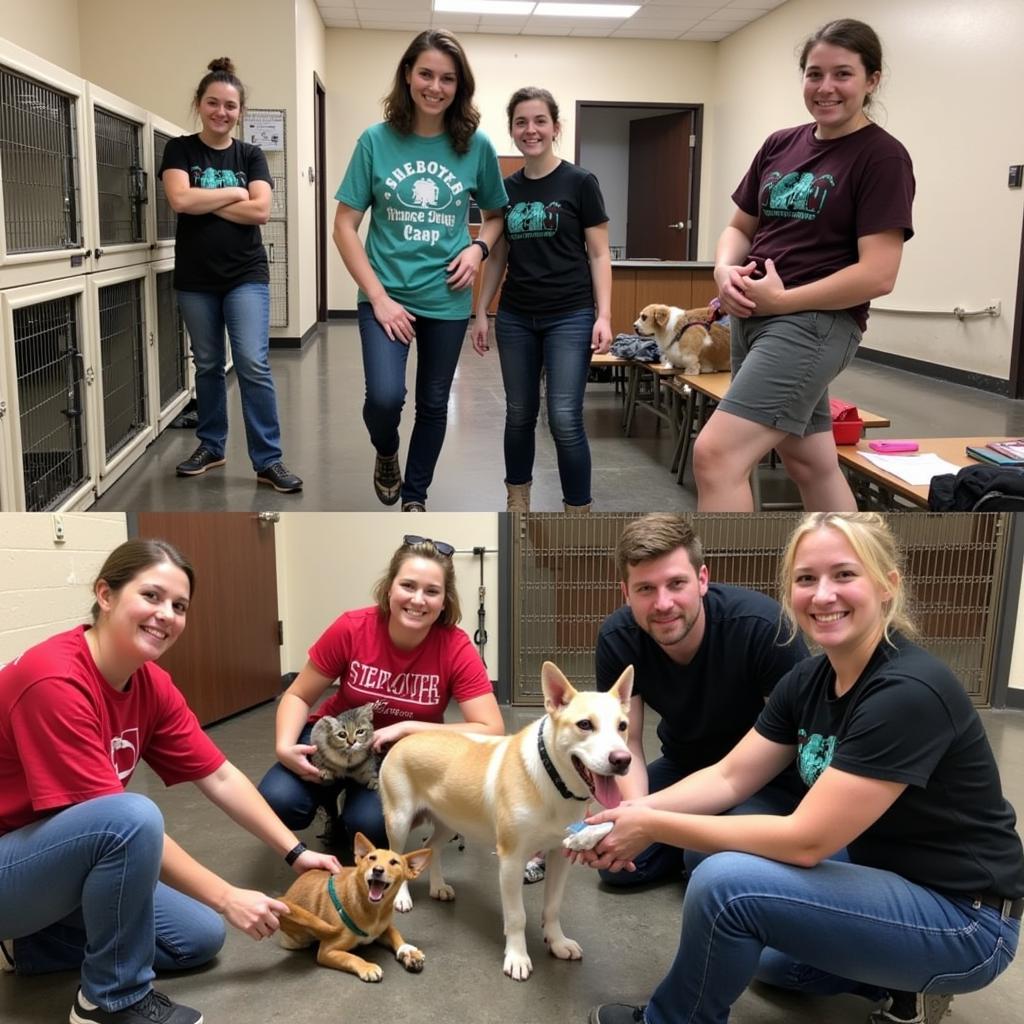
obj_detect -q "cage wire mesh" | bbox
[152,130,175,240]
[93,107,144,246]
[97,278,147,459]
[247,108,288,328]
[155,269,187,409]
[510,513,1010,705]
[13,295,88,510]
[0,66,80,253]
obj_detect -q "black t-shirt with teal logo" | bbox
[499,161,608,317]
[160,135,272,293]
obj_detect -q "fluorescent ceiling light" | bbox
[434,1,537,14]
[534,3,639,16]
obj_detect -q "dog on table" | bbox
[276,832,431,982]
[633,302,731,374]
[379,661,633,981]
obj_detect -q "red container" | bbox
[832,417,864,446]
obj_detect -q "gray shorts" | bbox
[718,310,862,437]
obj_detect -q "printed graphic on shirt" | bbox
[507,200,561,239]
[797,728,836,787]
[190,166,248,189]
[344,659,441,707]
[382,158,467,245]
[110,728,140,780]
[759,171,835,221]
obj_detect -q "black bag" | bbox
[927,464,1024,511]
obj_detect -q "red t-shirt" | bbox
[0,626,225,836]
[732,122,915,331]
[307,607,493,728]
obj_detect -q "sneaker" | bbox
[869,991,954,1023]
[588,1004,646,1024]
[373,452,402,506]
[175,446,225,477]
[401,501,425,512]
[70,988,203,1024]
[0,939,13,972]
[256,462,303,493]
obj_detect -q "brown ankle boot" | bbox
[506,482,532,512]
[563,502,591,513]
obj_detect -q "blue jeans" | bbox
[644,852,1020,1024]
[599,758,802,888]
[0,793,225,1012]
[176,282,284,471]
[257,724,387,848]
[357,303,467,506]
[495,307,594,506]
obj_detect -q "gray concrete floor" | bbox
[3,701,1022,1024]
[91,320,1024,513]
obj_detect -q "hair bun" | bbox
[208,57,235,75]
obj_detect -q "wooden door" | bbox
[136,512,281,726]
[626,112,692,260]
[314,75,327,323]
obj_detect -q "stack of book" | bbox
[966,440,1024,466]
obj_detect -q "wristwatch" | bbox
[284,842,307,866]
[471,238,490,260]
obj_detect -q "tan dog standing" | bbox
[379,661,633,981]
[634,303,731,374]
[276,832,431,982]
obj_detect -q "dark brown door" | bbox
[136,512,281,726]
[314,75,327,323]
[626,111,692,260]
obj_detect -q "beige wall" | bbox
[325,29,719,311]
[714,0,1024,380]
[0,513,127,664]
[274,512,500,676]
[0,0,80,73]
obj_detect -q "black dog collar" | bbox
[537,717,587,802]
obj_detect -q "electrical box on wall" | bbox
[1010,165,1023,188]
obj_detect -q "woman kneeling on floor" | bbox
[0,539,340,1024]
[576,512,1022,1024]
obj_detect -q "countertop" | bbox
[611,260,715,270]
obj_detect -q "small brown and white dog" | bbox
[634,303,731,374]
[276,832,431,982]
[379,661,633,981]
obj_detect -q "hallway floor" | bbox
[2,700,1021,1024]
[92,320,1024,513]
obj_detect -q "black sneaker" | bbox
[869,991,954,1023]
[70,988,203,1024]
[175,446,225,477]
[256,462,303,493]
[588,1005,646,1024]
[374,452,402,506]
[401,501,425,512]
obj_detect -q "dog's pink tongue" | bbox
[592,774,622,809]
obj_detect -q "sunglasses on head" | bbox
[403,534,455,558]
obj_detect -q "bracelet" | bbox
[471,238,489,261]
[284,842,307,866]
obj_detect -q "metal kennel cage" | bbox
[154,268,188,412]
[508,513,1014,706]
[0,65,81,254]
[11,293,90,510]
[96,277,147,460]
[93,106,145,247]
[247,108,288,329]
[152,129,175,241]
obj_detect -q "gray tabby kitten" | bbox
[309,702,378,789]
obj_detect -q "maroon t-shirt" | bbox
[732,122,914,331]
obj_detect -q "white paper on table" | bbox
[858,452,963,486]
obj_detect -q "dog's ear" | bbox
[352,832,374,859]
[403,848,432,879]
[608,664,634,709]
[541,661,578,711]
[654,307,670,328]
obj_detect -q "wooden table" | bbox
[837,437,1018,508]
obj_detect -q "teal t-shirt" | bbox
[336,122,507,319]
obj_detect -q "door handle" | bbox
[667,222,687,231]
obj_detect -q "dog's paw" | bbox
[394,881,413,913]
[396,943,425,973]
[430,882,456,902]
[503,951,533,981]
[546,936,583,961]
[357,963,383,983]
[562,821,613,851]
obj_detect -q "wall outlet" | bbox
[52,513,66,543]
